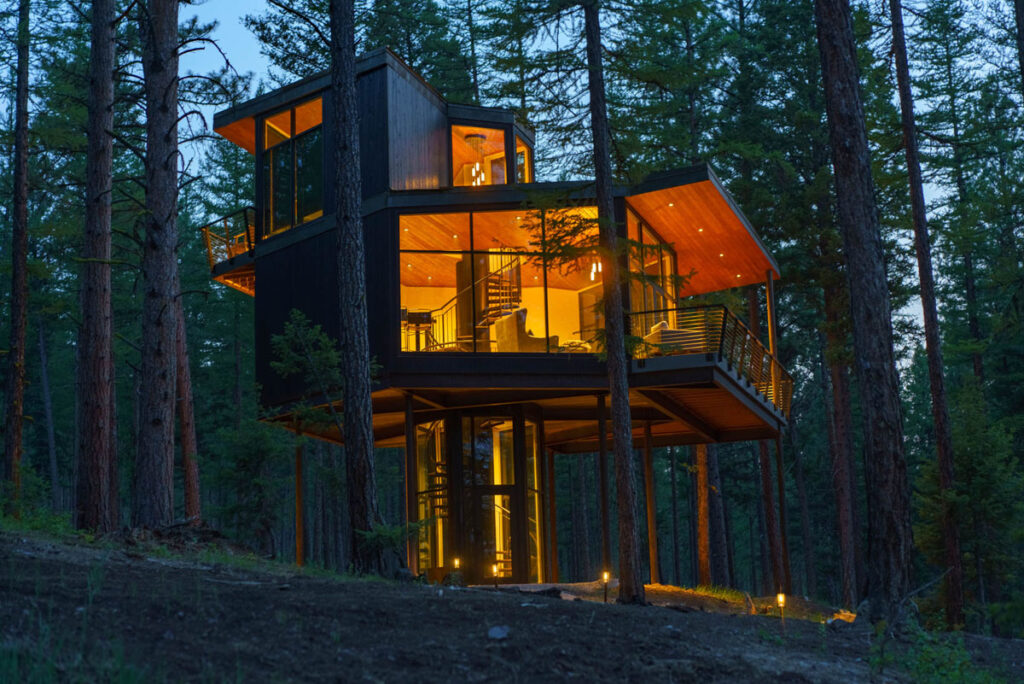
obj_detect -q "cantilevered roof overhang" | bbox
[625,166,780,297]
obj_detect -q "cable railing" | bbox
[201,207,256,271]
[631,305,793,417]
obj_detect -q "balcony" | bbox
[201,207,256,296]
[630,305,793,417]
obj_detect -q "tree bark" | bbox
[707,444,730,587]
[3,0,30,517]
[814,0,913,622]
[670,446,680,586]
[136,0,180,528]
[822,290,860,608]
[175,286,200,524]
[583,0,643,604]
[889,0,964,628]
[38,323,61,511]
[77,0,118,532]
[695,444,711,586]
[747,289,785,593]
[330,0,383,573]
[233,299,243,430]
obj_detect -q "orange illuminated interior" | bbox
[452,125,506,186]
[215,117,256,154]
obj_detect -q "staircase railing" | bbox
[422,253,522,351]
[200,207,256,271]
[630,305,793,417]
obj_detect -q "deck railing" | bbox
[201,207,256,271]
[630,305,793,417]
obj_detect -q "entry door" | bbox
[461,417,523,583]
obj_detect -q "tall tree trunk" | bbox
[822,290,860,607]
[175,287,200,524]
[889,0,964,627]
[707,444,730,587]
[747,289,785,592]
[814,0,913,622]
[77,0,118,532]
[3,0,30,517]
[583,0,643,603]
[695,444,711,586]
[38,323,61,510]
[330,0,383,573]
[136,0,180,528]
[670,446,680,585]
[753,448,769,595]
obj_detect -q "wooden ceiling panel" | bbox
[215,117,256,154]
[627,180,778,297]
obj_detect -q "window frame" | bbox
[448,120,515,189]
[254,94,326,241]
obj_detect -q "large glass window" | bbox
[452,125,506,187]
[399,208,603,353]
[628,207,680,341]
[515,136,533,184]
[260,97,323,237]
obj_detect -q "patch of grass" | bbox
[905,626,1006,684]
[692,584,747,603]
[1,511,77,540]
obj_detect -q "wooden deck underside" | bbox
[264,357,786,452]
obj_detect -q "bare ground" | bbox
[0,530,1020,682]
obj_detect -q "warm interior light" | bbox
[776,593,786,608]
[668,202,674,207]
[698,228,704,232]
[719,253,724,257]
[736,274,741,278]
[452,234,458,239]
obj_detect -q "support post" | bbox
[295,426,304,568]
[404,394,419,576]
[766,270,779,407]
[643,421,659,584]
[597,394,611,574]
[776,436,792,594]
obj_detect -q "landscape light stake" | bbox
[454,557,460,570]
[777,592,786,634]
[493,563,498,589]
[603,571,610,603]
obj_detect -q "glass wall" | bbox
[416,420,448,578]
[628,207,679,338]
[260,96,323,237]
[515,136,533,184]
[452,125,506,186]
[399,207,603,353]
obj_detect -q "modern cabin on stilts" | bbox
[203,48,793,586]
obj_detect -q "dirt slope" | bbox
[0,531,1019,682]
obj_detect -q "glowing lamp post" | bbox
[493,563,499,589]
[603,571,610,604]
[777,592,786,633]
[453,557,460,570]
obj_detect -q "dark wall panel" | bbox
[358,67,389,197]
[387,67,448,190]
[255,228,340,409]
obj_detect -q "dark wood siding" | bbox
[387,66,448,190]
[255,225,340,408]
[358,66,389,198]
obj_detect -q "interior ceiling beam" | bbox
[635,389,719,443]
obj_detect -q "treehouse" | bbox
[204,49,793,585]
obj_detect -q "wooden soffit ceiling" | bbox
[626,168,779,297]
